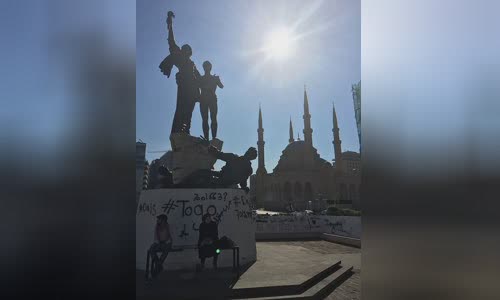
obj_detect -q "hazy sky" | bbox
[137,0,360,170]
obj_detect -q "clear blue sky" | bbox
[137,0,360,170]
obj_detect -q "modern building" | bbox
[333,150,361,208]
[250,87,361,212]
[142,161,150,190]
[147,150,174,189]
[352,81,361,153]
[136,141,147,202]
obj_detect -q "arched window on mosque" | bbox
[340,184,348,200]
[278,184,282,201]
[349,184,356,200]
[284,182,292,202]
[304,182,313,202]
[294,182,303,200]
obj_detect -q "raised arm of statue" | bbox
[216,76,224,89]
[159,11,178,77]
[167,11,180,53]
[216,151,238,163]
[208,145,236,162]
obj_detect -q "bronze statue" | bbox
[199,61,224,140]
[208,146,257,192]
[159,11,201,135]
[176,140,257,192]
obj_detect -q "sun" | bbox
[264,27,295,61]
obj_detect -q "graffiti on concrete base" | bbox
[137,190,254,247]
[255,214,360,238]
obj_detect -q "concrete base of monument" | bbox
[136,188,256,271]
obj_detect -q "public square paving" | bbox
[136,240,361,299]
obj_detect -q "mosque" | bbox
[249,88,361,212]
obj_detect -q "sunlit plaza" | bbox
[137,240,360,300]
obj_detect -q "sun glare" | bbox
[264,27,295,61]
[244,1,332,83]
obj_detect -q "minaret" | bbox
[257,105,267,175]
[303,85,313,147]
[332,101,342,173]
[289,117,294,144]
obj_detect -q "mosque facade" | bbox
[249,88,361,212]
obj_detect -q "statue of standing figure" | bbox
[159,11,228,186]
[159,11,201,135]
[199,61,224,140]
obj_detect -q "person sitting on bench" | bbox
[198,213,219,270]
[149,214,172,277]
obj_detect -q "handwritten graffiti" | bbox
[193,192,228,201]
[175,200,218,218]
[137,190,257,255]
[308,216,321,230]
[232,195,249,208]
[213,200,232,223]
[192,221,199,232]
[235,209,253,220]
[254,215,360,238]
[207,205,217,216]
[326,220,350,235]
[161,199,178,214]
[178,224,189,239]
[137,202,156,216]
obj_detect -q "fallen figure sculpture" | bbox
[177,137,257,191]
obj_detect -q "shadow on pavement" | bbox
[136,262,255,300]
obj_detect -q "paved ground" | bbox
[136,240,360,299]
[327,270,361,300]
[234,241,360,290]
[247,241,361,300]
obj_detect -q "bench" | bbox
[145,244,240,279]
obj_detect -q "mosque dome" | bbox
[273,141,331,173]
[341,151,360,161]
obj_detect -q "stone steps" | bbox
[231,261,353,299]
[235,266,353,300]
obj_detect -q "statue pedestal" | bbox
[136,188,256,270]
[169,133,223,185]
